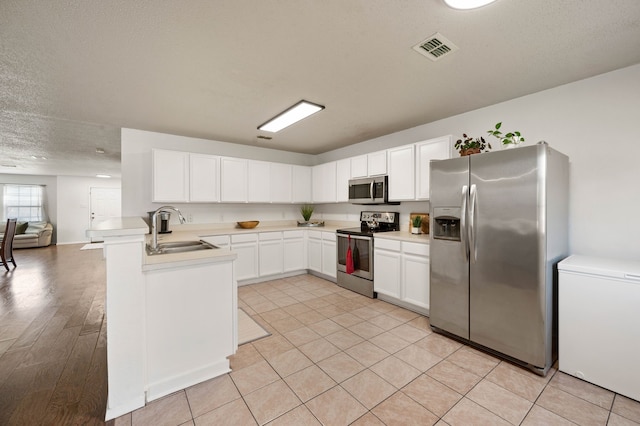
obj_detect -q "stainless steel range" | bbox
[336,211,400,298]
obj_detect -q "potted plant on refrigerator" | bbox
[487,122,525,148]
[454,134,491,156]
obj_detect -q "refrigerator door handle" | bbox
[469,183,478,262]
[461,185,469,261]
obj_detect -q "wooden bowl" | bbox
[237,221,259,229]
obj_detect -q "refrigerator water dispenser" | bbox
[433,207,461,241]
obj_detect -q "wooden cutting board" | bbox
[409,212,430,234]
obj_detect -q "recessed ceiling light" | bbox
[96,148,105,154]
[258,100,324,133]
[444,0,498,9]
[96,174,111,178]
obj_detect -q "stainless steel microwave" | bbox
[348,175,392,204]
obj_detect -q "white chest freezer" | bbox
[558,255,640,401]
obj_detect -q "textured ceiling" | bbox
[2,0,640,178]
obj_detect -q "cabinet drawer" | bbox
[403,241,429,256]
[231,233,258,244]
[322,232,336,242]
[308,230,322,240]
[375,238,401,251]
[283,230,304,239]
[259,232,282,241]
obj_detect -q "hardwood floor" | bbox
[0,244,108,425]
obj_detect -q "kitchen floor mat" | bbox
[238,308,270,345]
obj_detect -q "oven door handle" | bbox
[337,233,372,241]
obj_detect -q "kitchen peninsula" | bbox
[87,217,238,421]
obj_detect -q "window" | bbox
[3,184,47,222]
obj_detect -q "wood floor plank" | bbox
[42,332,100,425]
[81,295,105,336]
[76,345,108,423]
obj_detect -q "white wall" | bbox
[56,176,122,244]
[317,64,640,261]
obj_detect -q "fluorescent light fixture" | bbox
[258,100,324,133]
[96,174,111,178]
[444,0,498,9]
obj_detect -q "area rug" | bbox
[80,243,104,250]
[238,308,270,345]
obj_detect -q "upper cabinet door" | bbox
[152,149,189,203]
[270,163,292,203]
[292,165,312,203]
[220,157,247,202]
[415,135,452,200]
[388,144,415,201]
[312,162,337,203]
[336,159,351,202]
[189,153,219,202]
[350,155,368,178]
[368,150,387,176]
[247,160,271,203]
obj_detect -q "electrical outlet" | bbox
[187,214,193,223]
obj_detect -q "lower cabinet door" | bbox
[307,238,322,273]
[283,236,306,272]
[374,248,401,298]
[402,253,429,310]
[259,239,283,277]
[232,243,258,281]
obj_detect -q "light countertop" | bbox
[374,230,430,244]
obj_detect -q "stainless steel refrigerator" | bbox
[429,143,568,375]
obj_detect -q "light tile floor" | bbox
[112,274,640,426]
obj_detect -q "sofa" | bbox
[0,221,53,248]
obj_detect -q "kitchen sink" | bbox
[146,240,217,255]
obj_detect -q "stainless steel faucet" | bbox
[148,206,186,253]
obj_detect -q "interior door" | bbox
[468,146,545,367]
[90,187,121,242]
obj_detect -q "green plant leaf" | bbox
[495,122,502,130]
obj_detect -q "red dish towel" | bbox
[346,235,354,274]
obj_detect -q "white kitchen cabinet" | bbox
[231,233,258,281]
[401,242,430,310]
[259,232,284,277]
[270,163,292,203]
[283,230,306,272]
[312,162,337,203]
[368,150,387,176]
[415,135,452,200]
[336,158,351,202]
[374,238,402,299]
[292,165,312,203]
[307,231,323,273]
[387,144,415,201]
[350,155,368,178]
[247,160,271,203]
[152,149,189,203]
[189,153,219,202]
[374,237,430,313]
[321,231,337,278]
[221,157,247,203]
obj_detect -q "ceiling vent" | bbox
[412,32,459,61]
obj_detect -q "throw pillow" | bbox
[16,221,28,234]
